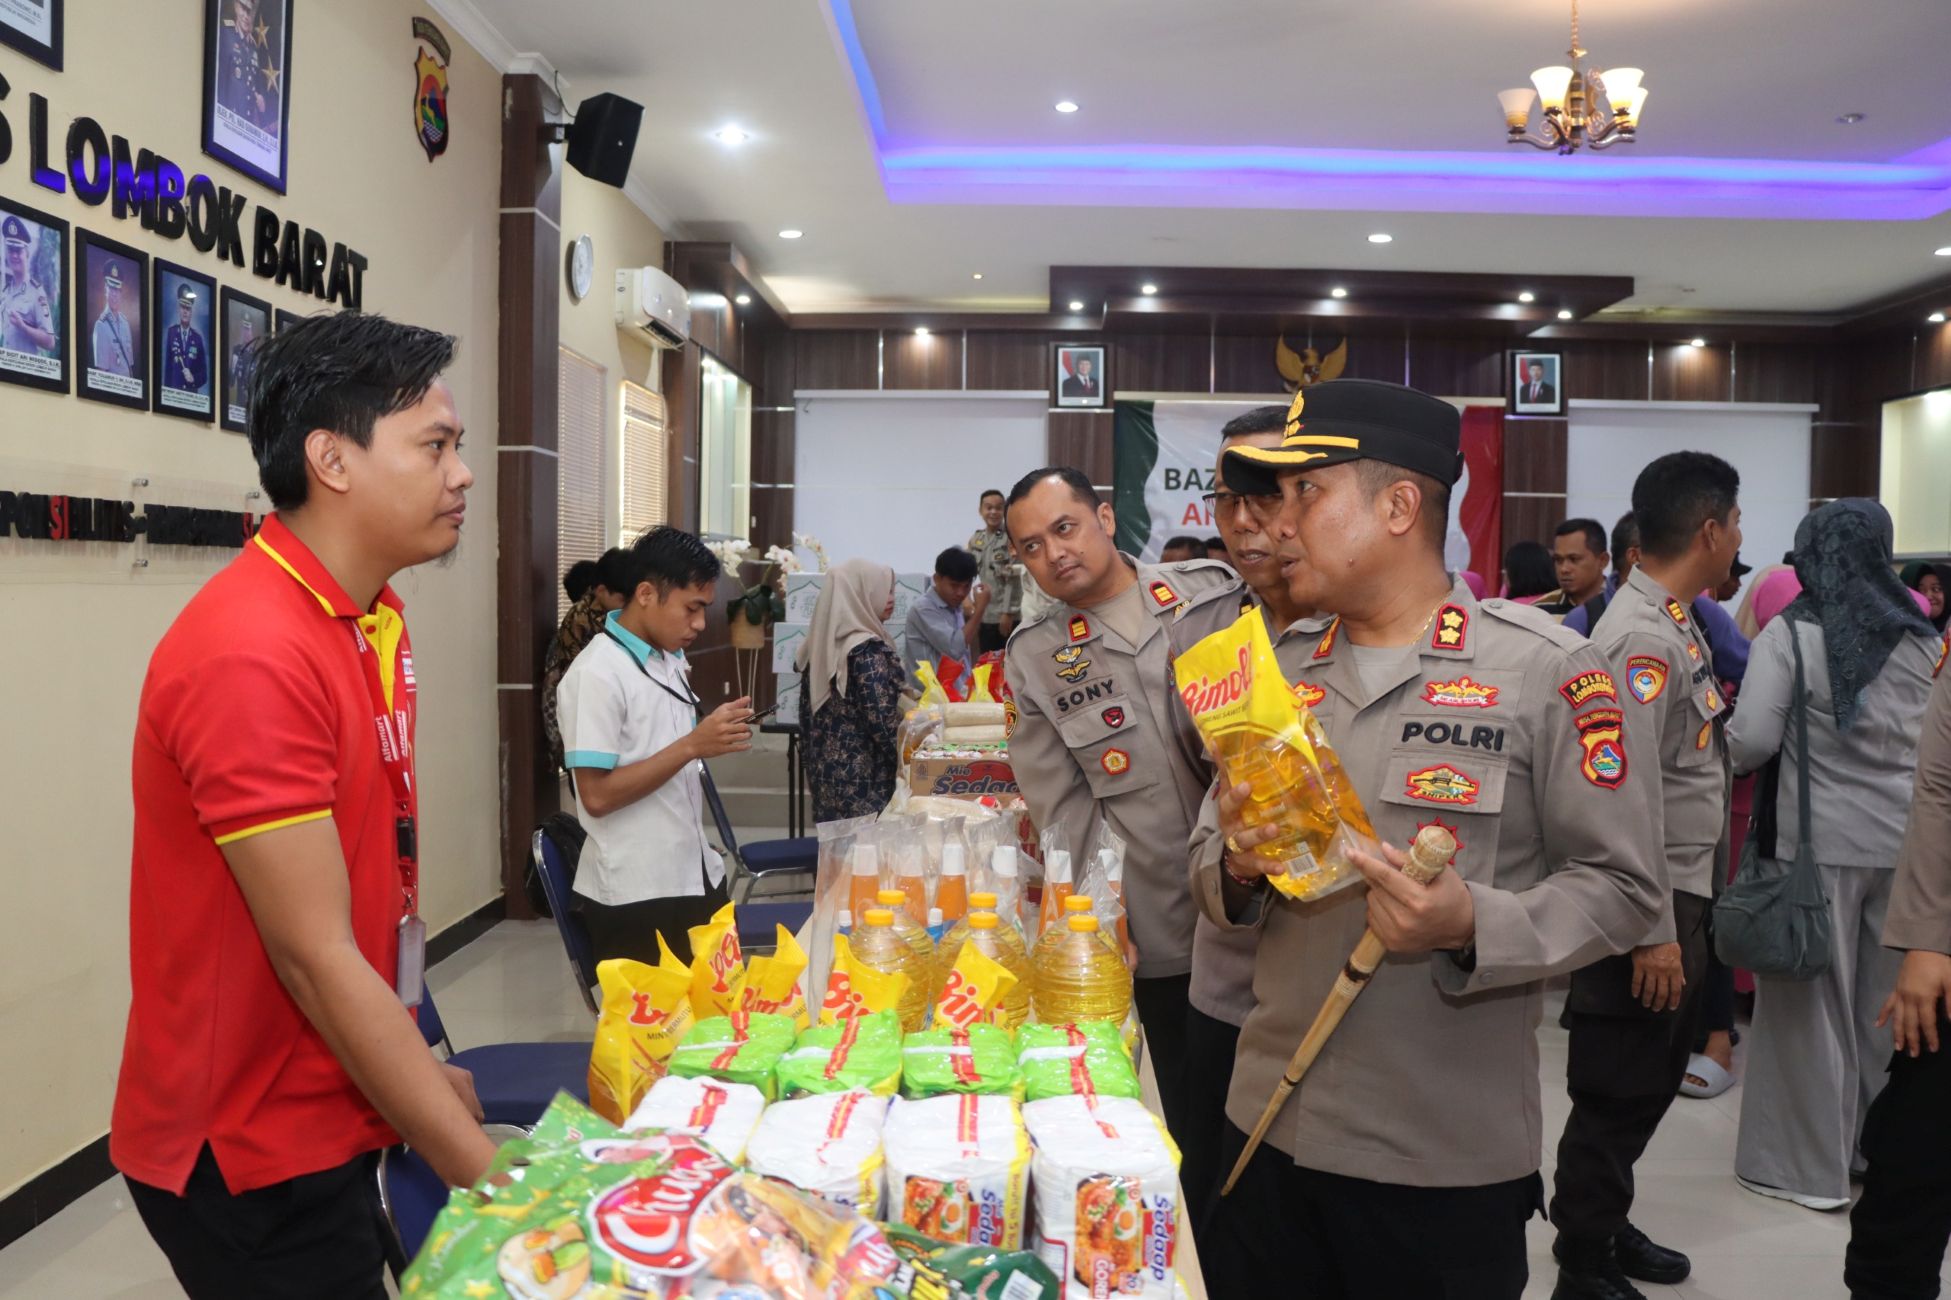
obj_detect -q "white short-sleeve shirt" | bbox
[558,611,726,906]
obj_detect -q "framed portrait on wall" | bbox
[1508,348,1565,416]
[202,0,294,193]
[220,286,270,434]
[75,229,148,410]
[275,307,305,333]
[0,0,62,68]
[1054,343,1107,408]
[152,261,216,423]
[0,195,70,395]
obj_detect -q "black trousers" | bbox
[127,1145,390,1300]
[1846,1016,1951,1300]
[1202,1122,1542,1299]
[1133,973,1193,1144]
[977,622,1008,654]
[1181,1004,1242,1246]
[1550,890,1711,1245]
[576,867,730,968]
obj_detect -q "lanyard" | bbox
[604,627,701,714]
[347,615,418,918]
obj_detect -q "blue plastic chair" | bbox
[699,764,817,901]
[530,827,601,1016]
[416,983,589,1128]
[379,1123,529,1273]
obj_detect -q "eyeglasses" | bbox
[1200,490,1281,514]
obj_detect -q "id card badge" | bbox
[397,914,427,1006]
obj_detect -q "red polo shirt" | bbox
[112,514,418,1195]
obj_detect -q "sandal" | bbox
[1680,1053,1734,1098]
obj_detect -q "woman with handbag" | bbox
[1723,499,1939,1211]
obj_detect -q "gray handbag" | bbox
[1712,623,1834,980]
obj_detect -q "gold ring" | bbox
[1224,833,1243,855]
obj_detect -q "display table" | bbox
[1138,1029,1208,1300]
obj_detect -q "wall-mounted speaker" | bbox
[566,93,643,189]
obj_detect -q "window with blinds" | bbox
[619,380,669,547]
[557,347,607,622]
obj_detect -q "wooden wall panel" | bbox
[1048,410,1116,485]
[1111,333,1208,393]
[1560,337,1648,401]
[884,330,962,390]
[1504,418,1568,495]
[794,330,880,389]
[746,326,796,409]
[1211,334,1288,396]
[966,330,1058,391]
[1652,343,1732,403]
[1919,323,1951,394]
[1811,427,1879,502]
[1337,330,1408,384]
[1735,341,1820,407]
[1503,497,1567,550]
[1408,335,1505,398]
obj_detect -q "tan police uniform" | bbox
[1549,562,1731,1253]
[1005,554,1245,1136]
[968,526,1021,627]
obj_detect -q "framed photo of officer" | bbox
[1508,348,1565,416]
[0,195,70,395]
[220,286,270,434]
[0,0,63,69]
[201,0,293,194]
[1054,343,1107,408]
[75,229,149,410]
[274,307,305,334]
[152,262,216,423]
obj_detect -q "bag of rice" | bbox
[1023,1094,1182,1299]
[1015,1021,1142,1103]
[619,1074,766,1163]
[882,1093,1030,1250]
[900,1024,1021,1099]
[776,1009,905,1098]
[666,1010,797,1100]
[745,1090,891,1216]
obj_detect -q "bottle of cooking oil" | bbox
[877,888,939,1001]
[964,911,1033,1029]
[938,889,996,975]
[1212,709,1378,897]
[851,907,928,1032]
[1036,895,1119,961]
[1032,914,1132,1026]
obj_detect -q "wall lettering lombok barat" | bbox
[0,72,368,310]
[0,489,259,548]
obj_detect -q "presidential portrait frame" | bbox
[274,307,305,334]
[201,0,294,194]
[74,228,149,411]
[151,260,217,424]
[219,286,271,434]
[1053,342,1108,409]
[0,194,70,396]
[1507,348,1566,416]
[0,0,63,69]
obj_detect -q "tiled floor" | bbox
[1,921,1935,1299]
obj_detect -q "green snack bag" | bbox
[667,1010,797,1100]
[1015,1020,1142,1102]
[883,1222,1063,1298]
[776,1009,904,1097]
[900,1023,1022,1099]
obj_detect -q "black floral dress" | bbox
[800,640,904,824]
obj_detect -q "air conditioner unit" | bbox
[614,266,690,350]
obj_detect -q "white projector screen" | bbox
[1565,402,1813,605]
[792,395,1051,574]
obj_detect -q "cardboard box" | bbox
[907,752,1018,797]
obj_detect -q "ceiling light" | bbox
[1498,1,1646,153]
[1055,100,1079,114]
[972,272,984,280]
[1067,300,1085,312]
[734,293,751,306]
[712,125,750,146]
[1689,337,1706,347]
[1836,113,1865,125]
[1557,309,1575,320]
[1518,290,1536,303]
[915,326,931,336]
[1367,232,1393,244]
[1330,286,1348,299]
[1931,313,1948,324]
[778,228,803,239]
[1141,283,1158,295]
[1937,247,1951,257]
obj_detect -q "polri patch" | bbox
[1558,670,1618,709]
[1422,676,1498,708]
[1627,655,1668,705]
[1404,763,1480,806]
[1100,748,1131,776]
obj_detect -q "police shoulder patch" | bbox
[1574,708,1628,790]
[1558,670,1618,709]
[1100,748,1131,776]
[1626,655,1668,705]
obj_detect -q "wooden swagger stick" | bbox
[1220,823,1457,1196]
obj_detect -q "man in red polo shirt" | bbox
[113,313,495,1297]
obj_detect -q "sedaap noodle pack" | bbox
[745,1090,891,1217]
[620,1074,766,1164]
[1023,1095,1183,1300]
[882,1093,1030,1251]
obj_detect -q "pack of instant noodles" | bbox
[882,1094,1030,1250]
[621,1074,765,1164]
[586,943,696,1127]
[1172,607,1379,901]
[402,1095,911,1299]
[776,1010,904,1098]
[900,1024,1021,1100]
[745,1090,891,1216]
[1014,1021,1141,1104]
[1024,1095,1182,1299]
[667,1010,797,1100]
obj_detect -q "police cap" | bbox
[1223,378,1463,493]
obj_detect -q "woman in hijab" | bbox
[795,559,904,823]
[1726,499,1941,1211]
[1901,560,1947,636]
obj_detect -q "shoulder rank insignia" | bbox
[1068,615,1091,643]
[1313,618,1339,660]
[1149,579,1179,610]
[1431,604,1468,651]
[1664,599,1689,627]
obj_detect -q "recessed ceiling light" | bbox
[1689,337,1707,347]
[1931,312,1948,324]
[1067,300,1085,312]
[1055,100,1080,114]
[1141,283,1158,295]
[915,326,931,336]
[778,229,803,239]
[972,272,984,280]
[1836,112,1866,125]
[1518,291,1536,304]
[734,293,751,306]
[1330,287,1348,299]
[712,125,751,146]
[1557,309,1574,320]
[1367,232,1393,244]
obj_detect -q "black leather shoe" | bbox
[1614,1222,1690,1284]
[1550,1238,1647,1300]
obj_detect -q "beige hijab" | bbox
[794,559,896,714]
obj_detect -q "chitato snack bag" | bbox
[1172,607,1378,901]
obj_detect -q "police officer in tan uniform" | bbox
[1550,452,1741,1300]
[1003,466,1245,1140]
[1197,379,1663,1298]
[969,488,1021,654]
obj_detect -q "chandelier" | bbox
[1497,0,1646,154]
